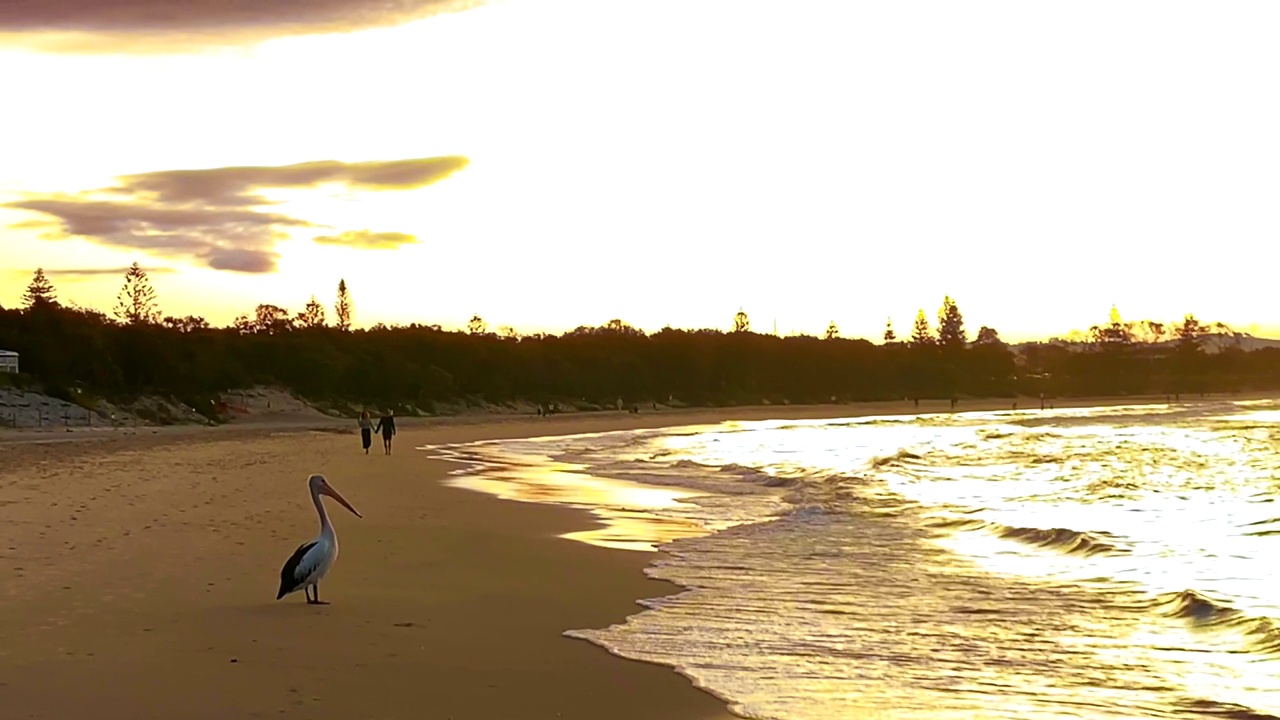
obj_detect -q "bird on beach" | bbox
[276,474,362,605]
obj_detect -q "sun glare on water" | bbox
[436,400,1280,719]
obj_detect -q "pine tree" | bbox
[298,295,327,328]
[937,295,966,349]
[824,321,839,340]
[733,309,750,333]
[334,279,353,332]
[910,309,934,346]
[467,314,487,335]
[883,317,897,343]
[1176,313,1207,352]
[113,262,161,325]
[22,268,57,309]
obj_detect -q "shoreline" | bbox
[2,389,1266,448]
[0,419,740,720]
[0,392,1274,719]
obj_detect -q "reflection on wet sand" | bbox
[444,450,711,552]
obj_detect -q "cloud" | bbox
[116,157,470,206]
[9,197,296,273]
[0,0,485,53]
[6,156,466,273]
[313,230,419,249]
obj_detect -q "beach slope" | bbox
[0,421,736,720]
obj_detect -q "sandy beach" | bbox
[0,394,1251,719]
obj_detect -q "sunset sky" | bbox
[1,0,1278,342]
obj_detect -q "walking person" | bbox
[374,409,396,455]
[357,410,374,454]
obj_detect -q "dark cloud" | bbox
[0,0,484,53]
[6,156,465,273]
[313,230,419,249]
[9,197,295,273]
[116,157,470,207]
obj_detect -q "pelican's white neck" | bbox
[312,486,334,536]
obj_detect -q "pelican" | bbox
[276,474,362,605]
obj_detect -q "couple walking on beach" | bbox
[358,410,397,455]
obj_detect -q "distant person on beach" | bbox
[374,409,396,455]
[357,410,374,454]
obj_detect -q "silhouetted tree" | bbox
[298,296,326,328]
[1139,320,1166,344]
[1090,306,1134,345]
[2,286,1276,422]
[23,268,57,309]
[1210,321,1242,350]
[969,325,1015,397]
[974,326,1002,345]
[467,314,488,335]
[1176,314,1207,350]
[883,317,897,344]
[498,325,519,339]
[113,262,161,325]
[824,321,839,340]
[937,296,966,349]
[733,309,750,333]
[163,315,210,333]
[1167,313,1209,393]
[334,279,353,331]
[250,304,294,335]
[910,309,934,346]
[603,318,644,336]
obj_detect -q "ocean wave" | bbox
[1241,515,1280,537]
[998,525,1131,557]
[923,515,1132,557]
[1175,698,1280,720]
[1154,589,1240,622]
[438,402,1280,720]
[867,449,922,468]
[1140,590,1280,656]
[978,428,1015,440]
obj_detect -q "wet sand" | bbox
[0,395,1252,719]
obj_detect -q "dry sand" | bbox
[0,394,1261,719]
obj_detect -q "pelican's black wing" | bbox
[276,540,319,599]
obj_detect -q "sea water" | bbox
[427,399,1280,720]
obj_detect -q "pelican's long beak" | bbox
[321,484,363,518]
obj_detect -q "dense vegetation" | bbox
[3,266,1278,422]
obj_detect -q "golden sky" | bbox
[2,0,1278,341]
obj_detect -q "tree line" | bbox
[3,265,1278,421]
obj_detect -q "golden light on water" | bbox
[437,400,1280,719]
[446,452,710,552]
